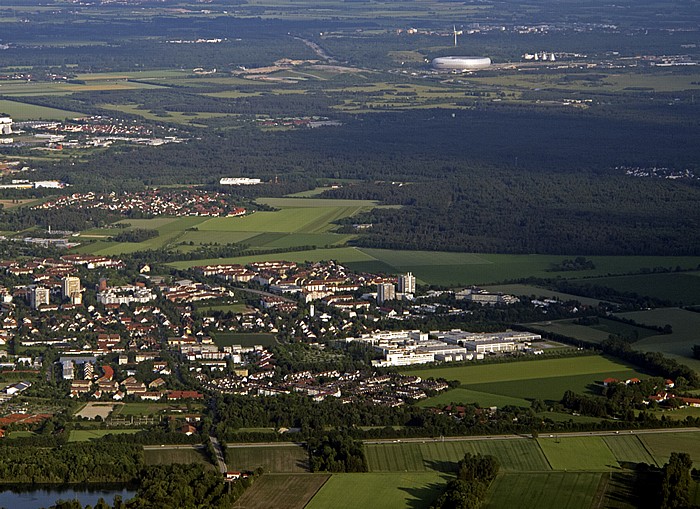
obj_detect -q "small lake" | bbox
[0,487,135,509]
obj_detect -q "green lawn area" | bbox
[305,472,446,509]
[404,355,642,385]
[416,387,530,409]
[68,429,141,442]
[198,303,252,314]
[0,99,83,120]
[537,436,618,471]
[525,318,658,346]
[485,472,605,509]
[212,332,277,348]
[227,445,309,473]
[463,369,642,402]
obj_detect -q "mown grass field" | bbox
[305,472,446,509]
[416,387,530,409]
[232,474,329,509]
[484,472,605,509]
[68,429,141,442]
[405,355,642,385]
[143,447,214,468]
[639,431,700,469]
[602,435,658,466]
[112,403,172,417]
[366,440,550,473]
[0,99,82,120]
[538,436,618,471]
[227,445,309,473]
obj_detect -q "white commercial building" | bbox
[219,177,262,186]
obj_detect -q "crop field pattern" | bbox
[227,445,309,473]
[485,472,605,509]
[233,474,330,509]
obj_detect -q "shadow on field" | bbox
[399,476,452,509]
[424,459,457,473]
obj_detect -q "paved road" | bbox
[210,435,228,474]
[144,427,700,451]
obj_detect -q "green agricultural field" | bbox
[602,435,658,466]
[143,447,214,468]
[525,320,612,344]
[538,436,618,471]
[305,472,446,509]
[416,387,530,409]
[227,444,309,473]
[404,355,642,385]
[232,474,330,509]
[567,272,700,305]
[485,472,605,509]
[0,99,82,120]
[617,308,700,372]
[197,207,363,234]
[245,232,353,249]
[212,333,277,348]
[68,429,141,442]
[365,439,550,473]
[639,431,700,468]
[461,369,642,402]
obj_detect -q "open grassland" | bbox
[212,332,277,348]
[567,272,700,305]
[68,429,141,442]
[233,474,329,509]
[485,472,605,509]
[618,308,700,372]
[144,448,214,468]
[198,207,364,234]
[602,435,658,466]
[461,369,641,402]
[538,436,618,471]
[0,99,82,120]
[404,355,642,385]
[100,103,231,125]
[227,444,309,473]
[305,472,446,509]
[366,439,550,473]
[256,197,380,208]
[639,431,700,468]
[416,387,529,409]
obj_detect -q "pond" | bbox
[0,486,135,509]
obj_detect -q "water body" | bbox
[0,487,135,509]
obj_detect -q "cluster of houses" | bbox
[34,189,247,218]
[199,350,449,406]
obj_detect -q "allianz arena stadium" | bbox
[431,56,492,71]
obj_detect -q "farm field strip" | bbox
[638,431,700,468]
[232,474,330,509]
[537,436,618,471]
[67,429,141,442]
[305,472,445,509]
[404,356,641,385]
[602,435,658,466]
[366,439,550,473]
[416,387,530,409]
[227,444,309,473]
[484,472,605,509]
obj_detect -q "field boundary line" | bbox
[302,474,331,509]
[591,472,610,509]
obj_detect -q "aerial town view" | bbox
[0,0,699,507]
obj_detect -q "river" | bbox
[0,486,135,509]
